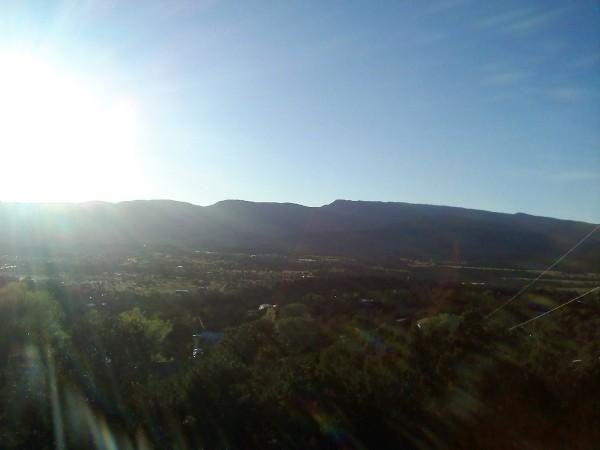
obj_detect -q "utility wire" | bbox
[509,286,599,331]
[485,224,600,319]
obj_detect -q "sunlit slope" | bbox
[0,199,598,271]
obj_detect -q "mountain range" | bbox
[1,199,598,271]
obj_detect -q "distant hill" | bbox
[0,199,598,271]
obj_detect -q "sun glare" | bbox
[0,49,144,202]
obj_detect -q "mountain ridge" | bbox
[0,199,598,271]
[1,198,594,225]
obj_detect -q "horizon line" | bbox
[0,198,597,225]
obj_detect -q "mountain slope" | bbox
[0,199,598,270]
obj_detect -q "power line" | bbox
[485,224,600,319]
[508,286,599,331]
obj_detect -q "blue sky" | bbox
[0,0,599,222]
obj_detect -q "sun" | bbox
[0,49,144,202]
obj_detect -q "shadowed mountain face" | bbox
[1,199,598,271]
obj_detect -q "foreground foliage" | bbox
[0,278,598,449]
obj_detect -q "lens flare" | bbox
[0,49,145,202]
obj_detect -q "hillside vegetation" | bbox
[1,274,599,449]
